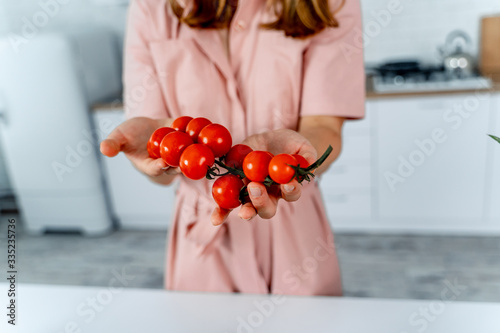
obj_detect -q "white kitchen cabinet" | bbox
[321,110,373,227]
[322,164,371,190]
[323,192,372,219]
[92,109,176,230]
[375,95,489,219]
[373,93,496,232]
[323,92,500,234]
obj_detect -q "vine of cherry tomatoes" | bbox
[147,116,332,211]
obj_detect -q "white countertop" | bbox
[2,283,500,333]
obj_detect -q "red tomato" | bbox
[212,174,244,209]
[160,131,193,167]
[292,154,310,168]
[225,144,253,169]
[242,151,273,182]
[269,154,298,184]
[198,124,233,157]
[147,141,155,157]
[186,117,212,142]
[171,116,193,132]
[179,144,215,180]
[148,127,175,159]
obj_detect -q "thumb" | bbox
[100,138,123,157]
[299,147,318,166]
[100,127,128,157]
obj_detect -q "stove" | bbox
[370,61,493,94]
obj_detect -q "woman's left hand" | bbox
[211,129,317,226]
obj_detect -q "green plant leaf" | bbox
[488,134,500,145]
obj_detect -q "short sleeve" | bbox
[300,0,365,119]
[123,0,169,120]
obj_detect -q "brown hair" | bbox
[169,0,345,38]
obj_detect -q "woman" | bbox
[101,0,364,295]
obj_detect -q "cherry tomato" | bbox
[198,124,233,157]
[148,127,175,159]
[212,174,244,209]
[179,144,215,180]
[243,151,273,182]
[171,116,193,132]
[292,154,310,168]
[186,117,212,142]
[269,154,298,184]
[160,131,194,167]
[225,144,253,169]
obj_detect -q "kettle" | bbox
[440,30,475,77]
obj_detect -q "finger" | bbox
[298,148,318,166]
[247,182,277,219]
[100,139,122,157]
[162,166,182,176]
[211,206,231,226]
[134,157,167,177]
[238,202,257,221]
[100,128,128,157]
[280,179,302,202]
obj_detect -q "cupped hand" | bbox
[100,117,180,177]
[211,129,317,225]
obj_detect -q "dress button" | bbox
[235,20,246,31]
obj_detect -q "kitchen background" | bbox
[1,0,500,301]
[1,0,499,63]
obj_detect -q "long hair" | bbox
[169,0,345,38]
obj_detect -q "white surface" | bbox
[0,29,120,234]
[93,110,176,230]
[1,283,500,333]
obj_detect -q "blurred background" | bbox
[0,0,500,301]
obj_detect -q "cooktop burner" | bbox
[370,60,493,93]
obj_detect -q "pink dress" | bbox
[123,0,365,295]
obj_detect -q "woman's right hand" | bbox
[100,117,180,182]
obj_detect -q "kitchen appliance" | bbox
[440,30,475,77]
[0,93,12,200]
[0,27,121,235]
[480,15,500,80]
[370,60,492,94]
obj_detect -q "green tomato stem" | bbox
[213,159,246,178]
[305,145,333,172]
[489,134,500,145]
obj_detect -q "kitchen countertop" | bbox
[92,77,500,111]
[365,75,500,99]
[2,283,500,333]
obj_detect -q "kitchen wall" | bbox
[1,0,499,66]
[0,2,8,33]
[360,0,500,65]
[0,0,128,50]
